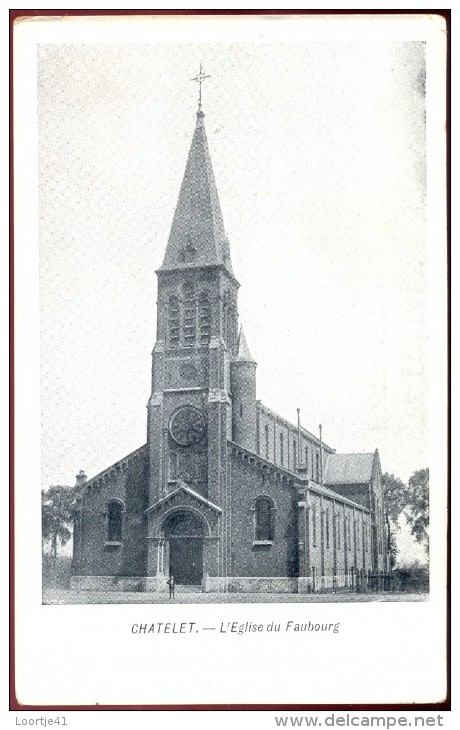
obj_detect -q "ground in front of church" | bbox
[42,589,428,604]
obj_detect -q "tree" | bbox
[383,468,430,566]
[42,485,77,566]
[406,468,429,550]
[386,523,399,571]
[382,473,407,569]
[383,473,407,523]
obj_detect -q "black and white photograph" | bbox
[13,12,448,709]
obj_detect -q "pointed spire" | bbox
[236,327,256,363]
[159,108,234,276]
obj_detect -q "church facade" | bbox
[71,102,389,594]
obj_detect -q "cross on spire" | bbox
[191,63,211,111]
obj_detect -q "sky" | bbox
[35,23,433,490]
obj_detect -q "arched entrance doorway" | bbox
[162,511,205,585]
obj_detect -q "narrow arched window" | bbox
[228,302,233,349]
[326,508,330,547]
[304,446,308,470]
[230,304,238,352]
[199,292,211,344]
[312,505,317,546]
[280,433,284,465]
[169,451,178,479]
[255,497,274,541]
[223,290,230,346]
[293,439,297,468]
[168,295,180,347]
[183,282,196,346]
[107,501,123,542]
[265,425,269,458]
[316,451,320,482]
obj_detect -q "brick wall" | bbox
[75,447,148,577]
[228,452,298,578]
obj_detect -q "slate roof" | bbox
[236,327,256,363]
[324,452,375,485]
[256,402,334,452]
[309,480,369,509]
[229,441,369,511]
[159,110,234,276]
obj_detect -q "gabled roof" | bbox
[229,441,369,512]
[159,110,234,276]
[324,452,375,486]
[79,443,147,491]
[309,480,363,505]
[145,481,222,515]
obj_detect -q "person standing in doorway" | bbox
[167,574,175,599]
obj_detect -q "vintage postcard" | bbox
[12,12,448,710]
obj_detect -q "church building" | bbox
[71,89,389,594]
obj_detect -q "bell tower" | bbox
[147,98,239,512]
